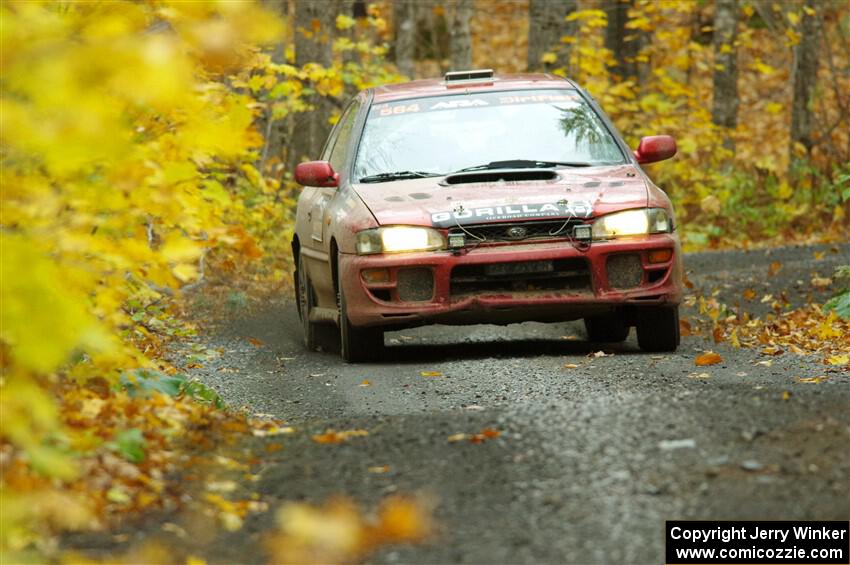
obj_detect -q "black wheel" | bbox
[584,313,629,342]
[296,254,319,351]
[338,280,383,363]
[636,306,680,352]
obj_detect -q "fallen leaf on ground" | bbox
[689,372,712,379]
[743,288,757,300]
[679,318,693,336]
[826,355,848,366]
[781,390,792,401]
[796,376,828,384]
[247,337,264,347]
[756,360,773,367]
[712,326,724,343]
[811,276,832,288]
[695,351,722,366]
[312,429,369,444]
[252,426,294,438]
[563,363,579,369]
[448,428,501,444]
[768,261,782,276]
[359,379,371,387]
[591,350,608,358]
[267,495,430,563]
[368,466,390,474]
[420,371,442,377]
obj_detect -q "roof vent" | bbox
[444,69,495,84]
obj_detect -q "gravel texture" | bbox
[145,244,850,563]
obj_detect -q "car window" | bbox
[327,100,361,173]
[354,89,625,180]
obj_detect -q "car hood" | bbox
[352,164,649,227]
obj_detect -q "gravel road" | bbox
[175,243,849,564]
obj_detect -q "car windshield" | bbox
[354,89,625,181]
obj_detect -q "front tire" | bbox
[584,313,629,343]
[636,306,680,352]
[338,280,383,363]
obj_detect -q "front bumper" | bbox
[339,234,683,328]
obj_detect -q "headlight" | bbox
[591,208,671,240]
[356,226,445,255]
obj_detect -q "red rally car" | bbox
[292,69,683,362]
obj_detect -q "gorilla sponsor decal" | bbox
[431,200,593,228]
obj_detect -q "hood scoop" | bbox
[441,169,557,186]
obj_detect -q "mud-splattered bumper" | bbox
[339,234,683,328]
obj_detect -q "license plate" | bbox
[485,260,554,277]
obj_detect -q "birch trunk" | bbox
[711,0,739,149]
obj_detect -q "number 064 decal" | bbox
[379,103,420,116]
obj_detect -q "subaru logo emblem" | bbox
[506,226,528,239]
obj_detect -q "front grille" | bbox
[448,219,585,244]
[450,258,591,296]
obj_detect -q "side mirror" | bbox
[634,135,677,164]
[294,161,339,188]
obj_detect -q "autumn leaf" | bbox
[420,371,442,377]
[695,352,723,366]
[267,496,430,563]
[563,363,579,369]
[768,261,783,276]
[247,337,264,347]
[743,289,757,300]
[712,326,724,343]
[312,429,369,444]
[448,428,500,444]
[359,379,372,387]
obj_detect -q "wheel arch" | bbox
[330,237,340,296]
[291,234,301,263]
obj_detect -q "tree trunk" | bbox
[711,0,739,149]
[604,0,638,81]
[291,0,337,165]
[527,0,578,72]
[394,0,417,77]
[449,0,473,70]
[790,0,820,163]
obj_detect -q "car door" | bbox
[306,99,361,252]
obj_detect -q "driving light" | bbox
[356,226,445,255]
[573,224,592,241]
[592,208,671,240]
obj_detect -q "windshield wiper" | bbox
[359,171,441,183]
[451,160,596,174]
